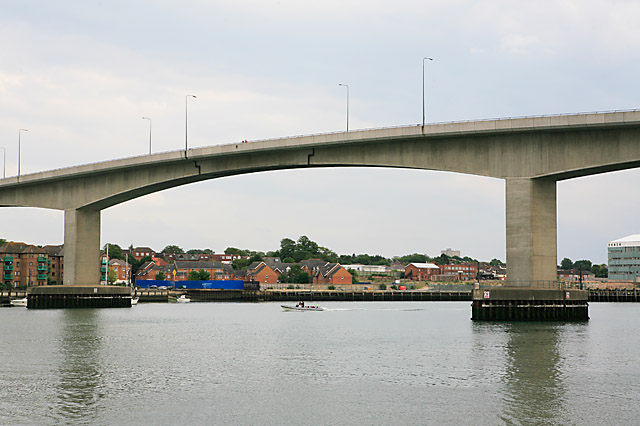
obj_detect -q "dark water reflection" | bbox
[55,309,103,424]
[498,324,566,426]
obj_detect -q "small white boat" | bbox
[10,297,28,307]
[176,294,191,303]
[131,297,139,306]
[281,302,324,312]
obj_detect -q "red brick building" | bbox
[311,263,352,285]
[439,263,479,281]
[171,261,235,281]
[404,263,440,281]
[43,244,64,285]
[246,262,278,285]
[109,259,132,284]
[1,242,49,288]
[131,247,155,260]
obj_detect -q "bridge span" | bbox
[1,110,639,287]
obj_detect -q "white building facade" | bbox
[608,235,640,281]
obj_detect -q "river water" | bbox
[1,302,639,425]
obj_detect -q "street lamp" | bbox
[0,147,6,179]
[185,94,197,153]
[142,117,152,154]
[422,57,433,127]
[338,83,349,132]
[18,129,28,177]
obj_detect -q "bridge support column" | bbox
[63,208,101,286]
[505,178,557,285]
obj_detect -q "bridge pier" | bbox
[473,178,588,321]
[505,178,557,284]
[63,208,101,286]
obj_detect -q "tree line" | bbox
[559,257,608,278]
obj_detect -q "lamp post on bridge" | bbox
[142,117,152,154]
[17,129,28,177]
[338,83,349,132]
[422,57,433,127]
[0,147,6,179]
[185,94,197,154]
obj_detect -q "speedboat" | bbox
[131,297,139,306]
[281,302,324,312]
[176,294,191,303]
[10,297,28,307]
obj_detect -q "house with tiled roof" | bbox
[245,261,277,285]
[310,263,352,285]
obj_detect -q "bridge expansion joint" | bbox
[307,148,315,166]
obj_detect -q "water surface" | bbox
[1,302,638,425]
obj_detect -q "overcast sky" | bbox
[1,0,639,264]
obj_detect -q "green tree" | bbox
[187,249,204,254]
[560,258,573,270]
[155,271,166,280]
[595,265,608,278]
[573,259,592,271]
[162,245,184,254]
[393,253,429,265]
[278,238,296,260]
[188,269,211,280]
[104,243,124,260]
[232,258,251,270]
[433,254,450,265]
[108,268,117,284]
[278,265,310,284]
[347,268,359,284]
[489,258,504,266]
[225,247,250,256]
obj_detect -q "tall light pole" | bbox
[142,117,152,154]
[0,147,5,179]
[18,129,28,177]
[338,83,349,132]
[422,57,433,127]
[185,94,197,154]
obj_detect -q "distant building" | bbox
[608,235,640,281]
[439,263,478,281]
[311,263,352,285]
[1,242,49,287]
[210,254,250,264]
[441,248,460,258]
[404,263,440,281]
[341,264,389,274]
[557,268,594,282]
[171,261,235,281]
[245,262,277,285]
[131,247,155,260]
[43,244,64,284]
[109,259,131,284]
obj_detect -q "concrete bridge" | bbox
[1,111,639,287]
